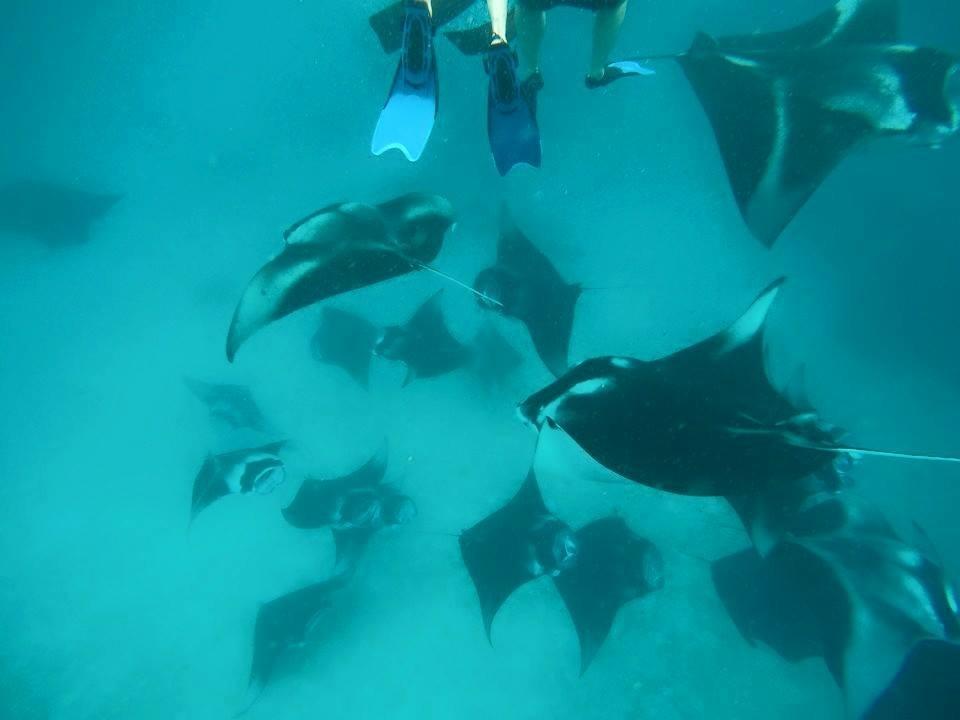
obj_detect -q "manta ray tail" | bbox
[233,683,266,719]
[727,422,960,466]
[802,442,960,466]
[413,262,505,308]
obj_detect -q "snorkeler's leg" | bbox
[583,1,653,88]
[587,1,627,82]
[486,0,508,42]
[515,2,546,79]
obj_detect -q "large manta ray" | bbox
[713,464,960,719]
[519,279,959,497]
[459,471,663,674]
[226,193,454,362]
[374,290,473,386]
[0,179,121,247]
[473,211,582,378]
[282,444,416,570]
[672,0,959,246]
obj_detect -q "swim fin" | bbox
[372,1,438,162]
[585,60,656,89]
[484,43,541,176]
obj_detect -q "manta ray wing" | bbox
[311,307,379,388]
[666,278,799,423]
[713,0,899,53]
[190,455,228,522]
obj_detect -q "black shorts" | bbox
[517,0,626,10]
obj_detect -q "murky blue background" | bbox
[1,1,959,718]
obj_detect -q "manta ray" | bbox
[374,290,473,386]
[519,279,960,498]
[670,0,959,246]
[189,441,286,524]
[226,193,454,362]
[713,462,960,719]
[459,471,663,674]
[282,444,416,570]
[0,179,121,247]
[183,377,268,431]
[473,210,582,378]
[239,571,353,716]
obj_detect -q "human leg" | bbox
[486,0,509,42]
[587,1,627,81]
[515,2,547,78]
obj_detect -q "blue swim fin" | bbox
[484,43,541,176]
[372,1,438,162]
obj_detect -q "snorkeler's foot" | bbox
[484,42,522,108]
[585,60,656,89]
[402,0,434,78]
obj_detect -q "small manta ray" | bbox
[240,571,352,717]
[183,377,267,431]
[282,444,416,570]
[374,290,473,386]
[226,193,455,362]
[0,179,122,248]
[469,322,524,389]
[310,307,380,388]
[473,210,582,378]
[713,465,960,719]
[519,278,960,498]
[190,441,286,524]
[667,0,960,246]
[459,471,664,674]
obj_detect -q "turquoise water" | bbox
[1,1,959,718]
